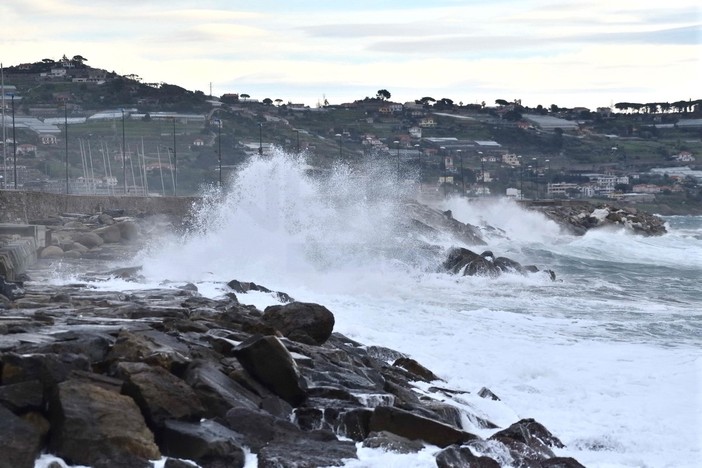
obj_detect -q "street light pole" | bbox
[478,151,484,196]
[532,157,538,199]
[64,103,69,194]
[258,123,263,155]
[11,95,16,189]
[218,119,222,188]
[394,140,400,182]
[415,144,421,192]
[121,109,126,194]
[172,117,177,196]
[457,149,464,195]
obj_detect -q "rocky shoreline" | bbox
[1,276,585,468]
[0,206,590,467]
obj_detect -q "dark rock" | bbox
[164,459,197,468]
[478,387,501,401]
[443,247,499,277]
[362,430,425,453]
[257,430,357,468]
[0,276,25,300]
[94,224,122,243]
[490,436,551,466]
[369,406,478,448]
[106,329,190,371]
[183,360,261,417]
[48,380,160,468]
[436,444,501,468]
[541,457,587,468]
[1,352,90,387]
[227,279,295,303]
[223,407,301,452]
[0,379,44,412]
[73,231,104,248]
[116,362,205,429]
[233,335,308,406]
[338,408,373,441]
[160,419,245,468]
[492,418,565,451]
[262,302,335,345]
[0,404,42,468]
[392,356,441,382]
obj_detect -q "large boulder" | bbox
[183,360,261,417]
[233,335,308,406]
[368,406,478,448]
[94,224,122,243]
[262,302,335,345]
[72,231,104,248]
[0,405,42,468]
[159,419,245,468]
[435,444,500,468]
[116,362,205,429]
[48,380,160,468]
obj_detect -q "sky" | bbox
[1,0,700,109]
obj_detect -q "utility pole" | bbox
[121,109,126,194]
[218,119,222,188]
[172,117,177,196]
[11,95,17,189]
[258,123,263,155]
[1,62,6,189]
[65,103,69,194]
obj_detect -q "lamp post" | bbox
[172,117,177,196]
[457,149,464,195]
[64,103,69,194]
[415,144,421,191]
[11,95,16,189]
[519,156,524,200]
[258,123,263,155]
[335,133,342,158]
[544,159,550,199]
[532,157,538,199]
[440,147,447,197]
[217,119,222,188]
[478,151,484,196]
[394,140,400,181]
[121,109,126,194]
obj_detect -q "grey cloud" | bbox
[301,22,463,39]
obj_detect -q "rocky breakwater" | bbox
[0,279,584,467]
[526,201,667,236]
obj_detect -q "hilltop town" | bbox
[1,56,701,214]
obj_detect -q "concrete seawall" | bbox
[0,190,197,224]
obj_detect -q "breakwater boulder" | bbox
[0,280,580,467]
[443,247,556,280]
[527,202,666,236]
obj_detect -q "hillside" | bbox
[1,57,701,212]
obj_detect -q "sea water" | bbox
[47,151,702,467]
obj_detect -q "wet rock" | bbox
[541,457,587,468]
[491,418,565,451]
[117,220,139,241]
[0,404,43,468]
[116,362,205,429]
[478,387,501,401]
[72,231,104,248]
[369,406,478,448]
[0,379,44,412]
[362,430,425,453]
[48,380,160,468]
[40,245,64,258]
[257,430,357,468]
[436,444,501,468]
[262,302,335,345]
[94,224,122,243]
[233,335,308,406]
[184,360,261,417]
[392,356,441,383]
[1,352,90,388]
[160,419,245,468]
[0,276,25,300]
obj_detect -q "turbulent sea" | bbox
[52,153,702,467]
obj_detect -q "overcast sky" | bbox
[1,0,700,109]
